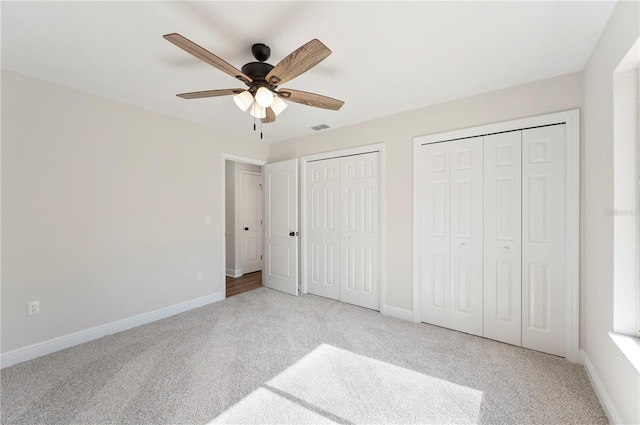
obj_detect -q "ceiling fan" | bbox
[163,33,344,126]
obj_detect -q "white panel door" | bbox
[264,159,298,296]
[306,158,340,300]
[339,152,380,310]
[449,137,484,336]
[522,125,566,356]
[242,172,263,274]
[484,131,522,346]
[420,142,450,327]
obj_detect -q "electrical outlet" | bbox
[27,301,40,316]
[196,272,203,281]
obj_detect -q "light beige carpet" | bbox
[1,287,606,424]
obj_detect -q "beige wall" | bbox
[270,72,582,312]
[1,70,268,352]
[581,1,640,423]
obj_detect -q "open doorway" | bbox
[224,158,264,297]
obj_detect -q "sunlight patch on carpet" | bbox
[210,343,483,424]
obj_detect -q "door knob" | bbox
[245,227,249,231]
[460,243,466,249]
[290,231,295,237]
[502,246,509,253]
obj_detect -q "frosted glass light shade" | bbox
[271,95,288,116]
[233,91,253,112]
[249,102,266,119]
[254,87,274,108]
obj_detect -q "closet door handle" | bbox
[244,227,249,231]
[459,243,466,249]
[502,246,509,253]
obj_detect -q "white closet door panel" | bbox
[483,131,522,346]
[306,159,340,300]
[522,125,566,356]
[420,143,450,327]
[339,152,380,310]
[449,137,484,336]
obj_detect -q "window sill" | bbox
[609,332,640,374]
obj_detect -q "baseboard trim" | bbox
[581,350,623,424]
[226,268,242,278]
[0,291,225,369]
[382,304,414,321]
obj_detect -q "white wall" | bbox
[581,1,640,423]
[0,70,268,353]
[270,72,582,312]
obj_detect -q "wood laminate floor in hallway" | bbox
[226,272,262,297]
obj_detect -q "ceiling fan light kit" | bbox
[254,86,274,108]
[270,95,288,116]
[163,33,344,138]
[233,90,254,112]
[249,102,267,119]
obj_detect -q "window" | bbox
[613,38,640,338]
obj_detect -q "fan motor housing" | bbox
[241,62,274,81]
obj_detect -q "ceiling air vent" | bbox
[311,124,330,131]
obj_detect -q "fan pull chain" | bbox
[253,111,256,131]
[260,109,264,139]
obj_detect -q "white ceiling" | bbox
[1,1,616,143]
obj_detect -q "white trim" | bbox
[609,332,640,374]
[226,268,242,278]
[300,143,385,312]
[0,291,224,369]
[221,153,267,299]
[581,350,623,425]
[564,109,581,363]
[412,109,580,362]
[383,304,414,322]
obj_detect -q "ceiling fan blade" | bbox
[164,33,253,84]
[278,89,344,111]
[176,89,245,99]
[265,39,331,86]
[261,107,276,123]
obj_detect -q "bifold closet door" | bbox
[306,159,340,300]
[483,131,522,346]
[449,138,483,335]
[420,142,450,328]
[521,125,566,357]
[340,152,380,311]
[421,138,483,335]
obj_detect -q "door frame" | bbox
[412,109,580,362]
[221,153,267,299]
[300,143,386,312]
[239,170,263,275]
